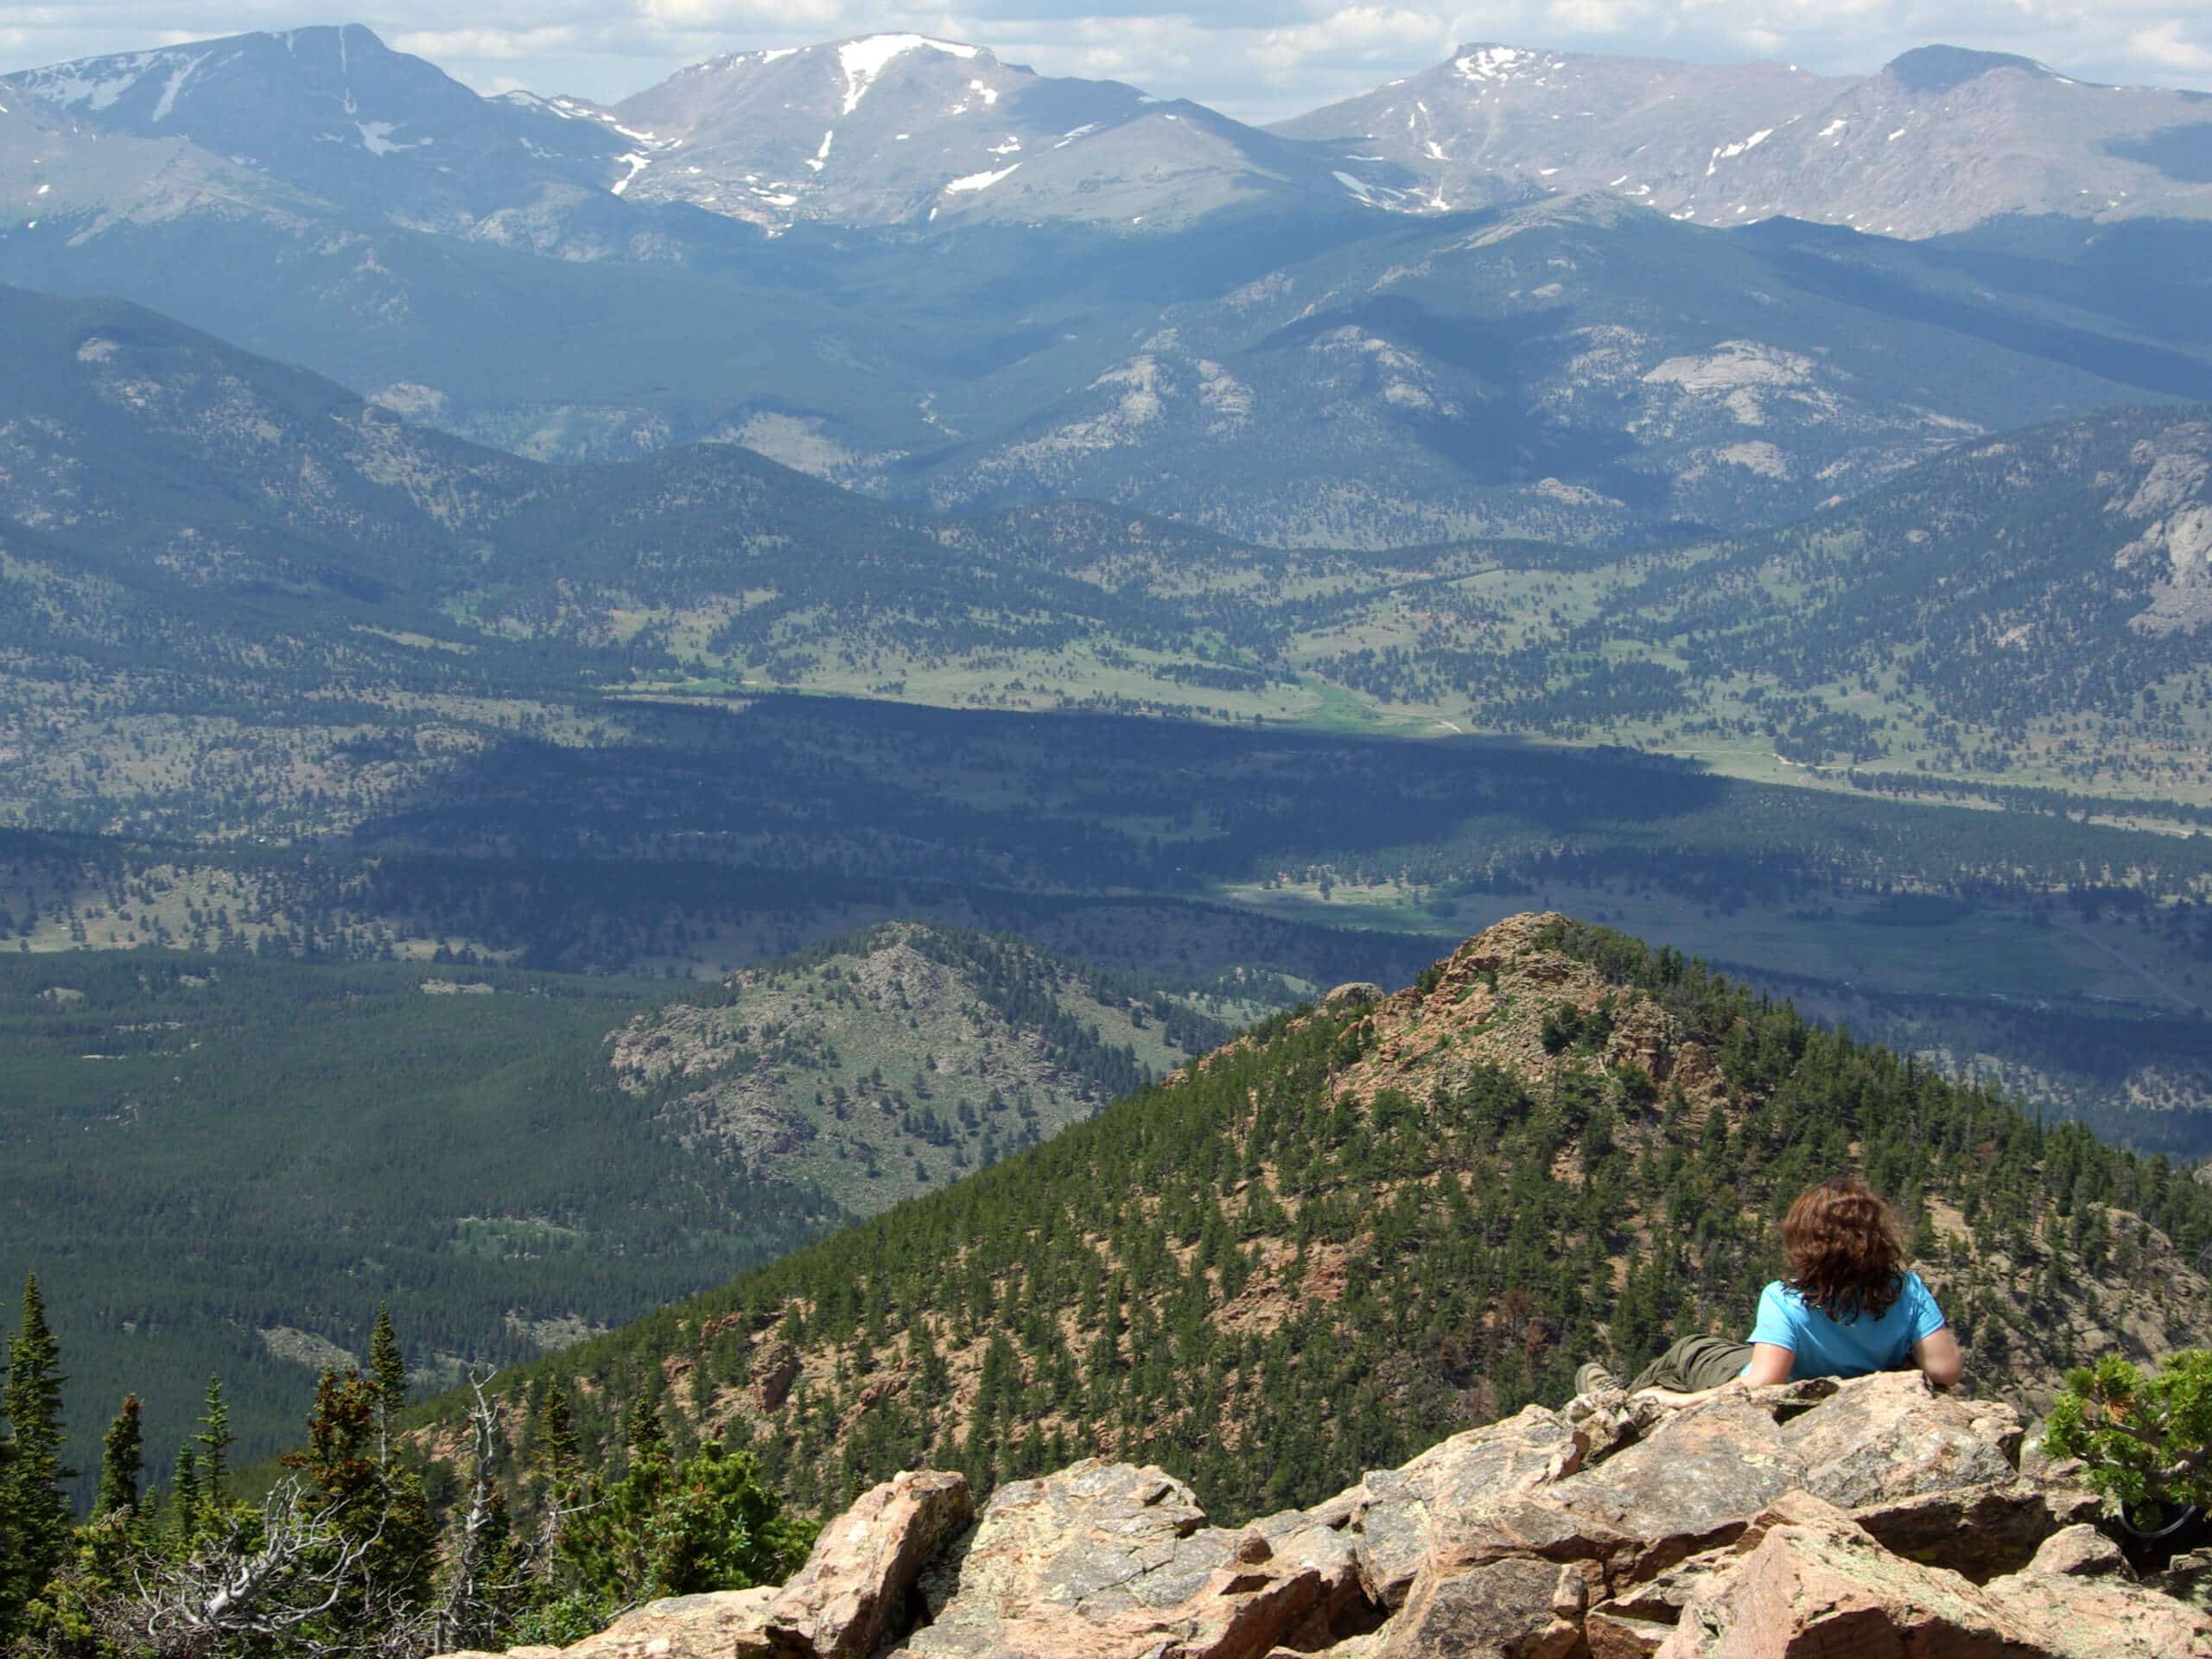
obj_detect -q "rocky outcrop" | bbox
[447,1370,2212,1659]
[1654,1491,2212,1658]
[435,1586,779,1659]
[895,1459,1346,1659]
[740,1470,972,1659]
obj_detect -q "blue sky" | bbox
[3,3,2208,121]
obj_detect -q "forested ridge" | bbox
[385,913,2212,1532]
[0,922,1250,1507]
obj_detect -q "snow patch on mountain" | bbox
[944,162,1019,193]
[356,122,430,157]
[148,52,208,124]
[1456,47,1533,83]
[1707,129,1772,174]
[837,35,977,115]
[16,50,159,112]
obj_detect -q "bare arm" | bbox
[1634,1344,1794,1409]
[1912,1327,1963,1389]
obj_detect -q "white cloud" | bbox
[2132,19,2212,74]
[1251,8,1452,81]
[392,26,588,62]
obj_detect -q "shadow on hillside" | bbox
[347,694,1732,888]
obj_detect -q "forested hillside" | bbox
[0,926,1241,1501]
[400,914,2212,1529]
[609,923,1236,1215]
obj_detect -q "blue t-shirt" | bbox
[1745,1271,1946,1380]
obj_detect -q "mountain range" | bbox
[3,24,2209,543]
[12,29,2209,241]
[6,280,2209,798]
[1280,42,2212,238]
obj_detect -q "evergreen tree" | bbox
[0,1365,13,1643]
[93,1394,143,1520]
[194,1373,232,1514]
[369,1304,408,1469]
[542,1394,811,1630]
[0,1274,73,1643]
[168,1446,200,1543]
[287,1367,439,1626]
[537,1380,583,1491]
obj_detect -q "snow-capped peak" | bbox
[1455,45,1535,83]
[836,35,981,114]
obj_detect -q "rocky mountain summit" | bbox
[0,24,639,242]
[0,23,664,263]
[600,32,1381,232]
[433,1370,2212,1657]
[1277,41,2212,237]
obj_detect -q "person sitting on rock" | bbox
[1575,1176,1964,1407]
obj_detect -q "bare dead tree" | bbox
[60,1478,390,1658]
[421,1370,524,1654]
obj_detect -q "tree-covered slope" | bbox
[0,921,1251,1503]
[1584,405,2212,742]
[403,913,2212,1528]
[605,921,1235,1215]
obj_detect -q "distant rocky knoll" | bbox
[604,921,1233,1214]
[433,1370,2212,1657]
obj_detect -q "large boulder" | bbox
[1547,1398,1804,1581]
[1368,1555,1583,1659]
[895,1461,1332,1659]
[2022,1523,2133,1580]
[1653,1492,2212,1659]
[741,1469,972,1659]
[1778,1370,2020,1507]
[1348,1404,1586,1607]
[1986,1553,2212,1656]
[1651,1492,2037,1656]
[1846,1480,2102,1580]
[512,1587,778,1658]
[1250,1503,1372,1646]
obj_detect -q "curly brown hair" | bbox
[1782,1177,1907,1323]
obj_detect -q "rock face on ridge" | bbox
[432,1370,2212,1659]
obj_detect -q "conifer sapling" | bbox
[2043,1349,2212,1527]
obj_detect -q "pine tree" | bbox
[0,1364,13,1641]
[369,1304,408,1469]
[93,1395,143,1520]
[168,1446,200,1542]
[0,1274,73,1642]
[537,1381,582,1484]
[194,1374,232,1514]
